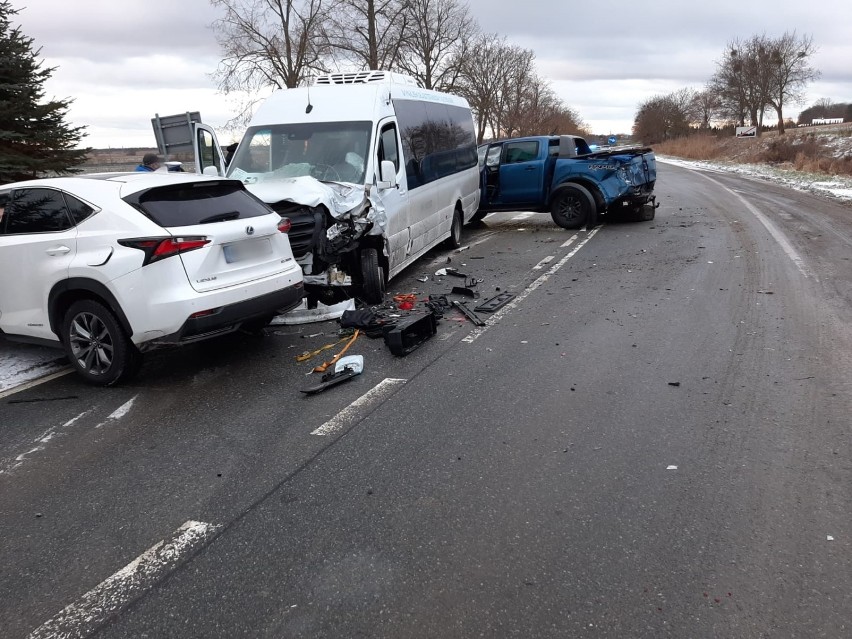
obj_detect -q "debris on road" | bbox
[383,313,437,356]
[300,356,363,395]
[475,292,515,313]
[312,330,360,373]
[450,286,477,298]
[453,301,487,326]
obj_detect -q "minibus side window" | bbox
[378,124,400,172]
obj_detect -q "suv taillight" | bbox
[119,236,210,265]
[278,217,292,233]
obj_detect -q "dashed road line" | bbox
[95,395,139,429]
[0,409,93,476]
[533,255,555,270]
[311,378,407,436]
[462,227,601,344]
[27,520,220,639]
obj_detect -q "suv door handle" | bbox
[45,245,71,256]
[524,167,536,171]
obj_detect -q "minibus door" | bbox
[374,120,409,270]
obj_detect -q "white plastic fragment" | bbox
[666,465,678,470]
[827,535,834,541]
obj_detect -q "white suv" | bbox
[0,173,304,385]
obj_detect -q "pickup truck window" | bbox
[504,141,539,164]
[485,146,502,167]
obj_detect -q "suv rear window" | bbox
[128,181,273,227]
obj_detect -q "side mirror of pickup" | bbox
[376,160,398,190]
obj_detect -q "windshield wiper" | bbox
[198,211,240,224]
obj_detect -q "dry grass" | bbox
[654,124,852,177]
[653,135,728,160]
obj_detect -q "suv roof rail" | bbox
[314,70,420,87]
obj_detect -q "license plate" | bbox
[223,238,272,263]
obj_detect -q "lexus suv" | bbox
[0,173,304,385]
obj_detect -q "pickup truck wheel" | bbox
[444,208,463,248]
[359,248,386,304]
[550,185,596,230]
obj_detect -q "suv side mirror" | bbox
[377,160,398,190]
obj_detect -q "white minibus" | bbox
[193,70,481,305]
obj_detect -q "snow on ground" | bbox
[0,342,67,393]
[658,156,852,204]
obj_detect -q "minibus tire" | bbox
[360,248,386,304]
[445,209,463,248]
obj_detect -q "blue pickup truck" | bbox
[475,135,658,229]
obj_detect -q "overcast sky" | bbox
[13,0,852,149]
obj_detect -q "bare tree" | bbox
[710,32,820,135]
[491,45,536,139]
[326,0,409,71]
[764,31,820,134]
[711,36,773,133]
[454,33,509,142]
[456,34,585,141]
[633,90,695,144]
[692,88,722,129]
[512,79,587,137]
[395,0,477,92]
[210,0,333,123]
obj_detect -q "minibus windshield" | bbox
[227,121,373,185]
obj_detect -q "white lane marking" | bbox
[533,255,555,270]
[95,395,138,429]
[27,520,220,639]
[311,378,407,436]
[667,465,678,470]
[694,172,809,277]
[0,410,93,476]
[561,233,579,248]
[0,368,73,400]
[469,231,498,248]
[463,226,601,343]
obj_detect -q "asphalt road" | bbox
[1,162,850,638]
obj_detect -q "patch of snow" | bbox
[0,340,67,393]
[658,156,852,204]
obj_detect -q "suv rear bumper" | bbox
[154,281,304,345]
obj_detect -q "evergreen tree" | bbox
[0,1,89,184]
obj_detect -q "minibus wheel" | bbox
[359,248,386,304]
[445,208,463,248]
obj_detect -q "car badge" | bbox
[246,226,254,236]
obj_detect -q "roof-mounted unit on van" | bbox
[314,71,420,86]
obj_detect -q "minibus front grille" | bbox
[271,202,323,259]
